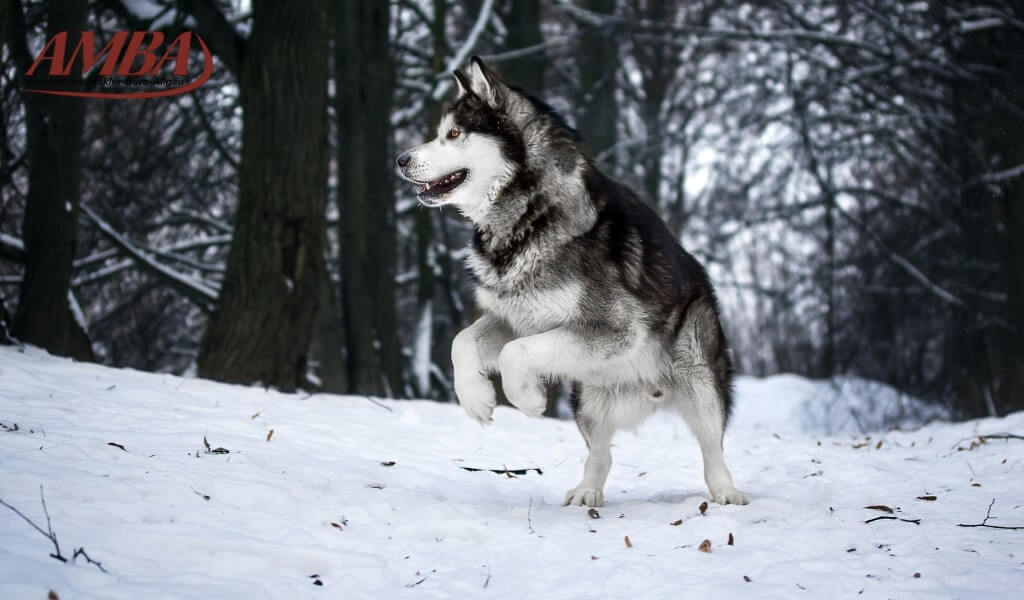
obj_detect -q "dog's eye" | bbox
[446,128,461,140]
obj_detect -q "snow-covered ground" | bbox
[1,345,1022,599]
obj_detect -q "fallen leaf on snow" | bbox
[917,495,937,501]
[587,508,600,519]
[699,501,708,515]
[728,532,734,545]
[670,519,683,526]
[624,535,633,548]
[266,429,274,442]
[864,505,894,513]
[381,461,396,467]
[698,539,712,553]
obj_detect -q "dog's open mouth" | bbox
[416,169,467,198]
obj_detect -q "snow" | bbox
[1,345,1022,599]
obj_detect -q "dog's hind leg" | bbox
[564,383,614,507]
[676,376,748,505]
[673,297,748,505]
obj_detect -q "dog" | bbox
[396,57,748,507]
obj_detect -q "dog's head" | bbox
[395,57,537,223]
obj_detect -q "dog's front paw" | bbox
[564,486,604,507]
[498,341,547,417]
[710,486,749,506]
[454,371,496,424]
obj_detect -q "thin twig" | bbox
[363,396,394,413]
[0,485,65,562]
[864,515,921,525]
[951,432,1024,450]
[1,486,110,571]
[958,499,1024,530]
[73,547,108,573]
[527,497,535,534]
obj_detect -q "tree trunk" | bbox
[198,0,329,392]
[336,0,402,396]
[8,0,91,360]
[500,0,544,93]
[577,0,618,166]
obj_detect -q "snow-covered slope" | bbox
[1,346,1021,599]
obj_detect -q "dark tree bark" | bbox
[949,5,1024,418]
[197,0,330,391]
[336,0,402,396]
[7,0,92,360]
[577,0,618,166]
[499,0,544,94]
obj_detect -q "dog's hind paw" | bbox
[564,486,604,507]
[710,487,750,506]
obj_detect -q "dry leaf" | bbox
[624,535,633,548]
[381,461,396,467]
[698,539,712,553]
[587,508,600,519]
[743,576,752,583]
[699,501,708,515]
[917,495,937,501]
[852,442,870,449]
[875,440,883,450]
[331,522,343,529]
[670,519,683,526]
[590,555,599,560]
[864,505,894,513]
[913,572,921,578]
[266,429,274,442]
[971,482,981,487]
[728,532,734,545]
[251,412,260,419]
[48,591,59,600]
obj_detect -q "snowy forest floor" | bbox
[1,345,1022,599]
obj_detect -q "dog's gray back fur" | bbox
[399,57,747,507]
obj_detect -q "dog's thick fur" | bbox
[397,57,747,507]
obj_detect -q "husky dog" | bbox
[396,57,748,507]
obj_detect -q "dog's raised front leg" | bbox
[498,325,633,417]
[451,313,514,423]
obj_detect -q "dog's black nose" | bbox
[396,152,411,168]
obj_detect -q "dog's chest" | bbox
[474,282,582,335]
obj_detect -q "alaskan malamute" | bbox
[397,57,747,507]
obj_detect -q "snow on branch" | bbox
[963,163,1024,189]
[431,0,496,99]
[81,205,218,312]
[0,233,26,263]
[833,202,964,308]
[554,0,888,56]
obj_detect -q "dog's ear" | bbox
[452,69,472,99]
[466,56,507,105]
